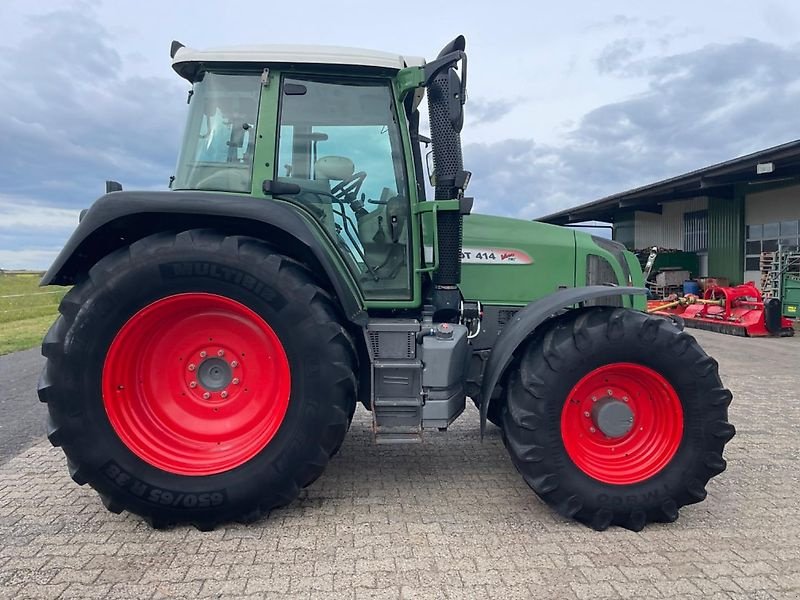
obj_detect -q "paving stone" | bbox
[0,330,797,599]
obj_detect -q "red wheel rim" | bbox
[102,293,291,476]
[561,363,683,485]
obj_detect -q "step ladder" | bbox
[372,394,423,444]
[364,319,425,445]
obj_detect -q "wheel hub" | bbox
[591,398,634,438]
[196,357,233,391]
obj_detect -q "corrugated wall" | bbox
[708,191,744,285]
[613,211,635,249]
[633,197,708,249]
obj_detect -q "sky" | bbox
[2,0,800,269]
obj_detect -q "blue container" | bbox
[683,280,700,296]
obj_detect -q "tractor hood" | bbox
[458,213,578,305]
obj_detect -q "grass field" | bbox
[0,273,68,356]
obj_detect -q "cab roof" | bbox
[171,42,425,81]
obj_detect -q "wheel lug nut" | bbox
[591,396,597,402]
[189,381,197,388]
[607,389,613,396]
[622,396,628,402]
[232,378,240,385]
[589,426,597,433]
[217,350,225,357]
[230,360,238,368]
[200,351,207,358]
[583,411,590,417]
[220,391,228,399]
[202,392,211,400]
[188,364,196,371]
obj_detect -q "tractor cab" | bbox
[170,44,434,301]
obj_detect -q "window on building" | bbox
[745,220,800,272]
[683,210,708,252]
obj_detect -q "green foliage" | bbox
[0,273,67,355]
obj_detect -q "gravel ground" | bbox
[0,329,798,599]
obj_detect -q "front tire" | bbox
[38,230,357,529]
[502,307,734,531]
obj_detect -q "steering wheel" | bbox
[331,171,367,203]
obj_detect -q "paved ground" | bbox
[0,348,47,465]
[0,329,799,599]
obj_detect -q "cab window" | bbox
[173,72,261,193]
[277,76,412,300]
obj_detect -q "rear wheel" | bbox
[39,230,357,529]
[502,307,734,531]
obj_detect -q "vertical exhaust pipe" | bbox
[425,36,470,319]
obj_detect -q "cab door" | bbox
[270,74,419,303]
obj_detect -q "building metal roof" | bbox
[171,43,425,81]
[539,139,800,225]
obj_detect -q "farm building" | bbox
[539,139,800,315]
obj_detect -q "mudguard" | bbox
[41,190,368,325]
[478,285,647,436]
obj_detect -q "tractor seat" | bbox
[314,156,354,182]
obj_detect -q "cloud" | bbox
[0,196,79,230]
[3,6,800,269]
[583,14,641,32]
[762,2,799,37]
[0,249,64,272]
[0,4,186,268]
[0,5,186,211]
[465,38,800,220]
[466,97,520,125]
[0,195,79,270]
[596,38,645,75]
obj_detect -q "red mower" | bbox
[648,283,795,337]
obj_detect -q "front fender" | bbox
[478,285,647,436]
[42,190,368,325]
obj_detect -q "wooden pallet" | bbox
[646,282,682,299]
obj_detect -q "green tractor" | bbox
[38,36,734,531]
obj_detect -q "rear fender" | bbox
[478,286,647,436]
[42,191,368,325]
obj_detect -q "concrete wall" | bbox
[746,185,800,224]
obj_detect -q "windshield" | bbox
[173,72,261,193]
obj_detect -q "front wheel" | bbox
[38,230,357,529]
[502,307,734,531]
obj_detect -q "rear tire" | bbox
[38,230,357,529]
[502,307,734,531]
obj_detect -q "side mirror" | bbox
[447,69,464,133]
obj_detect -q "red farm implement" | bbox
[647,283,795,337]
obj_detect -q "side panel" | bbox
[41,191,368,324]
[458,214,577,304]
